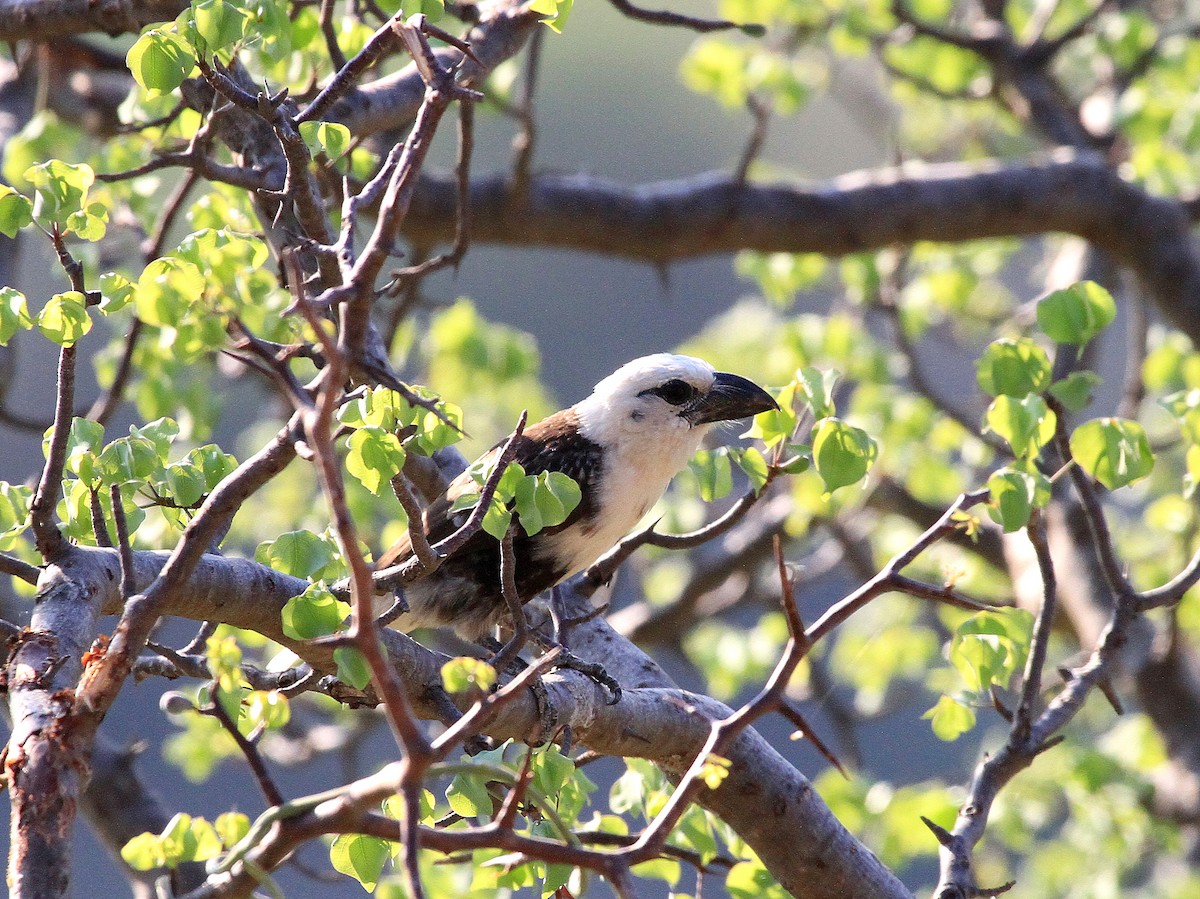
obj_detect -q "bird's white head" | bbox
[545,354,778,579]
[574,353,777,452]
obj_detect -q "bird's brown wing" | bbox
[374,409,603,576]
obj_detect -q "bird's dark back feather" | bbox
[377,409,605,602]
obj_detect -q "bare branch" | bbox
[401,154,1200,346]
[0,0,188,40]
[0,552,40,585]
[607,0,765,35]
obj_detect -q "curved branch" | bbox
[401,152,1200,344]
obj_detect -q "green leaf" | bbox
[127,29,197,95]
[97,435,161,484]
[482,502,513,541]
[948,609,1033,693]
[135,256,206,328]
[0,287,32,345]
[279,584,350,639]
[1069,418,1154,490]
[743,380,797,448]
[66,202,107,241]
[530,744,576,799]
[441,656,498,694]
[0,482,32,543]
[346,426,406,496]
[986,466,1049,533]
[215,811,250,848]
[1049,370,1102,412]
[186,444,238,490]
[797,367,837,420]
[730,446,771,492]
[158,812,223,865]
[97,272,135,314]
[811,417,877,493]
[121,832,165,871]
[631,857,681,886]
[335,646,372,689]
[36,291,92,346]
[532,471,581,531]
[164,460,207,507]
[299,121,351,160]
[976,337,1052,398]
[330,833,391,891]
[689,449,733,502]
[727,859,784,899]
[24,160,94,224]
[132,417,181,461]
[192,0,247,52]
[446,772,492,818]
[924,695,977,741]
[257,530,337,579]
[205,633,245,722]
[57,417,106,483]
[529,0,572,31]
[1036,281,1117,347]
[243,690,289,731]
[0,185,33,237]
[983,394,1056,458]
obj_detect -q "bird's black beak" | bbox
[685,372,779,426]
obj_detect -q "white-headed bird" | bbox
[376,354,777,637]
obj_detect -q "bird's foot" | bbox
[375,589,410,628]
[479,633,622,705]
[548,647,622,704]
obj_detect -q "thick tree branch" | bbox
[28,542,908,899]
[401,152,1200,344]
[0,0,187,40]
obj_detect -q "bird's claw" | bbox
[546,646,622,704]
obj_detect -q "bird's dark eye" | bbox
[651,379,696,406]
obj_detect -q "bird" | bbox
[375,354,778,639]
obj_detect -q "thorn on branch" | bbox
[921,814,954,847]
[989,685,1013,722]
[1097,677,1125,714]
[780,700,845,777]
[773,535,807,644]
[419,18,480,64]
[1032,734,1065,757]
[976,880,1017,897]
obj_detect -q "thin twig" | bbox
[487,524,532,675]
[109,485,136,601]
[373,412,528,593]
[0,552,40,585]
[510,26,543,197]
[585,480,777,591]
[204,685,287,807]
[384,95,476,290]
[30,229,85,560]
[90,489,113,548]
[606,0,764,34]
[1012,508,1056,743]
[318,0,348,71]
[388,473,438,570]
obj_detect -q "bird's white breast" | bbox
[546,421,708,578]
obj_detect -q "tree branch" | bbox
[400,152,1200,345]
[0,0,187,40]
